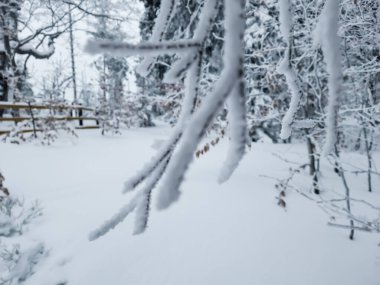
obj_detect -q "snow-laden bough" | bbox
[87,0,248,239]
[314,0,342,155]
[277,0,304,140]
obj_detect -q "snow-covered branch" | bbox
[156,0,246,209]
[136,0,178,77]
[16,38,55,59]
[85,39,201,56]
[163,0,218,83]
[218,78,247,183]
[278,0,303,140]
[89,0,247,238]
[314,0,343,155]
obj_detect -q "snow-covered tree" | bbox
[87,0,247,237]
[89,0,135,134]
[0,1,59,104]
[82,0,380,240]
[244,1,287,143]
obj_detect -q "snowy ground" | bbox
[1,127,379,285]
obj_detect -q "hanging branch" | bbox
[314,0,343,155]
[277,0,303,140]
[136,0,178,77]
[88,0,219,238]
[156,0,246,210]
[218,77,247,183]
[163,0,219,83]
[88,0,247,238]
[85,39,201,56]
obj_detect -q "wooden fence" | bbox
[0,102,99,136]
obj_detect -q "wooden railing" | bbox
[0,102,99,136]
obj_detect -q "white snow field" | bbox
[1,127,379,285]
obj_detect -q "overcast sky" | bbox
[24,2,144,102]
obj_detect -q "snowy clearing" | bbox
[1,128,379,285]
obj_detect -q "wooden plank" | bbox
[0,117,28,122]
[0,129,42,135]
[0,125,100,136]
[0,117,98,122]
[0,102,94,111]
[75,126,100,130]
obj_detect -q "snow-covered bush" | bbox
[0,171,44,284]
[2,118,77,145]
[0,171,9,199]
[1,98,78,145]
[0,242,45,285]
[0,196,42,237]
[1,171,42,237]
[96,94,155,135]
[94,98,122,135]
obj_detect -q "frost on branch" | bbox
[133,156,169,235]
[278,0,303,140]
[156,0,246,209]
[87,0,248,238]
[16,37,55,59]
[88,198,137,240]
[163,0,218,83]
[122,128,180,193]
[136,0,178,77]
[121,0,218,199]
[218,79,247,184]
[85,40,201,57]
[314,0,343,155]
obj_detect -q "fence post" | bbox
[79,107,83,126]
[27,102,37,138]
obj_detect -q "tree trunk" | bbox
[68,5,78,103]
[306,136,320,194]
[0,1,20,105]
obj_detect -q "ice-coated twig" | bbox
[180,53,202,120]
[85,39,201,57]
[314,0,342,155]
[88,197,138,241]
[88,0,248,238]
[90,157,171,239]
[164,0,218,83]
[133,157,170,235]
[124,0,218,194]
[123,128,181,193]
[136,0,178,77]
[218,79,247,183]
[327,223,377,233]
[163,52,198,83]
[156,0,246,210]
[278,0,303,140]
[122,55,200,194]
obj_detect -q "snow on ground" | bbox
[0,127,379,285]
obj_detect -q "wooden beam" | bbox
[75,126,100,130]
[0,129,42,135]
[0,117,98,122]
[0,102,94,111]
[0,126,100,136]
